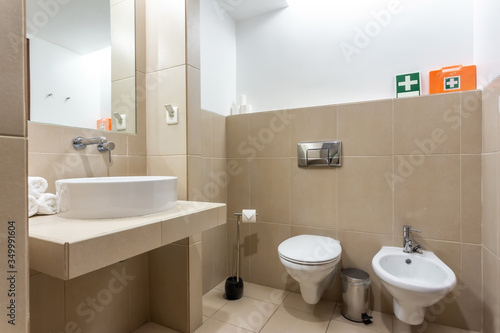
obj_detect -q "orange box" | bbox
[97,118,112,131]
[429,65,476,94]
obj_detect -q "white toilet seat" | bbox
[278,235,342,265]
[279,253,339,266]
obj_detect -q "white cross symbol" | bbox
[398,75,418,91]
[446,78,458,88]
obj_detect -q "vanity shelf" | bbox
[29,201,226,280]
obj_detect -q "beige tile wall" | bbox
[198,110,228,294]
[0,1,29,332]
[481,76,500,333]
[226,91,483,331]
[29,1,149,332]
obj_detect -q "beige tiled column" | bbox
[146,0,205,332]
[0,1,29,332]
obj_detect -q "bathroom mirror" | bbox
[26,0,136,134]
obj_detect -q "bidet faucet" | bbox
[403,225,422,253]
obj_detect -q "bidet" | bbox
[372,246,456,325]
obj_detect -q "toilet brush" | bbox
[225,213,244,300]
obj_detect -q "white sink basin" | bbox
[372,246,456,325]
[56,176,177,219]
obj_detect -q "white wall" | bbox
[474,0,500,87]
[236,0,474,112]
[30,37,111,129]
[200,0,237,116]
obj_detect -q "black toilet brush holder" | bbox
[225,213,244,300]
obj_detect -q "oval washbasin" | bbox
[56,176,177,219]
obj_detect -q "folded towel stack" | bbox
[28,177,57,217]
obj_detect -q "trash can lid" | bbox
[341,268,370,283]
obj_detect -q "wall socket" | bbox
[115,114,126,131]
[165,105,178,125]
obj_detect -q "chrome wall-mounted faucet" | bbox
[403,225,422,253]
[73,136,115,163]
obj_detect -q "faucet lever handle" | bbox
[411,228,421,233]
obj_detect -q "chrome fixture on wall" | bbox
[297,141,342,167]
[72,136,115,163]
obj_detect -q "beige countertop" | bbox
[29,201,226,280]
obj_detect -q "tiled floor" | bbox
[133,281,479,333]
[198,281,478,333]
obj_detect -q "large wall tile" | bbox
[455,244,482,332]
[289,105,336,156]
[394,155,460,241]
[249,110,291,158]
[188,156,202,201]
[212,158,228,204]
[482,81,498,153]
[0,0,25,137]
[135,0,146,73]
[249,222,292,290]
[127,254,149,332]
[338,157,393,234]
[186,0,200,69]
[188,66,201,155]
[226,158,250,215]
[65,262,130,333]
[394,93,461,155]
[483,249,499,333]
[226,114,251,158]
[338,231,393,313]
[212,112,227,158]
[0,136,28,332]
[338,100,392,156]
[149,244,188,332]
[111,0,136,81]
[146,67,187,156]
[460,90,482,154]
[201,110,212,157]
[145,0,186,72]
[128,71,147,156]
[30,273,65,333]
[249,159,290,224]
[147,156,187,200]
[461,155,481,244]
[28,122,63,154]
[482,153,497,254]
[290,160,337,229]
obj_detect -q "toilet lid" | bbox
[278,235,342,264]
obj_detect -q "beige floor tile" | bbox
[282,292,336,318]
[327,319,379,332]
[203,316,209,323]
[203,288,228,317]
[332,306,392,333]
[400,317,470,333]
[132,322,179,333]
[260,306,330,333]
[244,282,289,305]
[211,297,278,332]
[194,318,253,333]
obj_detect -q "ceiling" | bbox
[226,0,288,21]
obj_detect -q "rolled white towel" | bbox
[36,193,57,215]
[28,177,48,198]
[28,195,39,217]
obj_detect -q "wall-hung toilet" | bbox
[278,235,342,304]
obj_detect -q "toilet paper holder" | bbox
[297,141,342,167]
